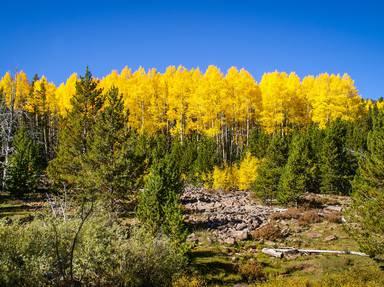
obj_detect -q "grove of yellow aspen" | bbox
[0,66,366,137]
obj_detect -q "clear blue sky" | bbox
[1,0,383,99]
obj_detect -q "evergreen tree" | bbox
[252,134,288,204]
[136,155,186,243]
[320,119,357,195]
[248,127,270,159]
[82,87,145,204]
[278,132,316,204]
[5,125,40,196]
[193,136,219,181]
[347,121,384,258]
[47,68,104,187]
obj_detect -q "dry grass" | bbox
[324,212,342,224]
[238,260,265,282]
[172,275,207,287]
[270,208,305,221]
[251,223,288,241]
[298,210,322,226]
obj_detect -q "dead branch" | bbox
[262,247,368,258]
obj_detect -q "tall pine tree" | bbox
[252,134,288,204]
[278,132,317,204]
[82,86,145,203]
[320,119,356,195]
[347,119,384,258]
[5,124,40,196]
[137,155,186,244]
[47,68,104,188]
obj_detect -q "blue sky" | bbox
[1,0,383,99]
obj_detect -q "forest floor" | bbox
[1,190,383,286]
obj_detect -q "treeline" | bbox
[0,67,381,197]
[0,66,367,165]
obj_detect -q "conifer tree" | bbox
[252,134,288,204]
[5,125,40,196]
[47,68,104,187]
[320,119,357,195]
[278,133,315,204]
[82,87,145,203]
[137,155,186,243]
[347,120,384,258]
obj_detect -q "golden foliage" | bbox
[0,67,366,137]
[238,152,260,190]
[212,165,238,191]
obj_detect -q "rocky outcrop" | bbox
[181,186,285,244]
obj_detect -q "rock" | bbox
[324,205,342,212]
[224,237,235,245]
[233,230,249,241]
[236,223,247,230]
[181,186,283,242]
[325,235,338,241]
[307,232,322,239]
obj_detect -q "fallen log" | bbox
[262,247,368,258]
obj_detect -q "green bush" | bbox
[0,213,186,286]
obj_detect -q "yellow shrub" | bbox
[212,165,238,191]
[172,275,207,287]
[238,152,260,190]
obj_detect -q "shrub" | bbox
[238,260,265,282]
[172,275,207,287]
[324,212,343,224]
[298,210,322,226]
[212,165,238,191]
[0,213,187,287]
[251,223,286,241]
[238,152,260,190]
[270,208,305,221]
[122,227,187,287]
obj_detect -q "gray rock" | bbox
[232,230,249,241]
[224,237,235,245]
[325,235,338,241]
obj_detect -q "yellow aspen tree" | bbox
[125,67,157,134]
[15,71,31,110]
[98,70,120,94]
[0,72,14,107]
[186,68,203,133]
[212,165,238,191]
[55,73,78,116]
[306,73,362,127]
[260,72,288,133]
[225,67,262,147]
[260,71,308,133]
[166,66,194,142]
[237,152,260,190]
[147,68,168,134]
[195,66,227,137]
[25,76,48,114]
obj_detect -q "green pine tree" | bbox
[47,67,104,187]
[252,134,288,204]
[347,120,384,258]
[137,155,186,243]
[82,87,145,204]
[278,132,316,204]
[320,119,357,195]
[5,125,40,196]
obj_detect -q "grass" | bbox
[1,192,382,286]
[0,191,45,219]
[188,207,383,286]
